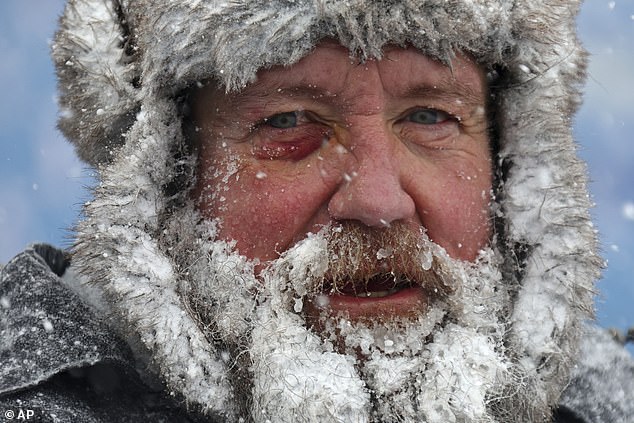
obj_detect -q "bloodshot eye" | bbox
[251,111,331,161]
[265,112,298,129]
[407,108,451,125]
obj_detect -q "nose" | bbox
[327,127,416,227]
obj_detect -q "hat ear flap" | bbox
[52,0,140,167]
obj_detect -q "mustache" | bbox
[321,221,452,299]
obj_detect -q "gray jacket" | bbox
[2,245,633,423]
[0,246,196,422]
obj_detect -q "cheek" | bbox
[215,194,301,261]
[195,155,336,262]
[441,168,492,259]
[197,170,295,259]
[454,184,491,251]
[412,160,492,261]
[195,137,355,261]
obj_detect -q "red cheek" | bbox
[210,177,312,262]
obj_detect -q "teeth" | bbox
[354,287,400,298]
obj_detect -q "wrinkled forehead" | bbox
[252,41,486,93]
[194,43,489,119]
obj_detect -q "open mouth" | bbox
[306,280,429,323]
[326,273,415,299]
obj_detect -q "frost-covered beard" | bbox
[164,206,556,422]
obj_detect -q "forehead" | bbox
[240,42,486,100]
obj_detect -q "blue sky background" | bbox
[1,1,633,338]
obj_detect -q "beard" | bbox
[161,205,565,422]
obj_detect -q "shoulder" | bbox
[0,245,197,422]
[1,244,130,394]
[556,324,634,423]
[0,362,196,422]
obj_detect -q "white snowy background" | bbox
[1,2,633,339]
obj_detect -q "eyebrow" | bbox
[400,77,486,107]
[227,76,486,111]
[233,84,329,104]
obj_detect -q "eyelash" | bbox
[253,108,457,129]
[399,107,458,126]
[251,111,308,132]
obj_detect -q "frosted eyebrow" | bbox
[401,79,485,107]
[216,83,332,114]
[239,84,331,102]
[224,78,485,111]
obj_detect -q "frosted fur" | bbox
[52,0,601,421]
[53,0,139,165]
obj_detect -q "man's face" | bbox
[178,44,565,420]
[192,43,492,323]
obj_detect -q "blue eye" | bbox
[266,112,298,128]
[407,109,450,125]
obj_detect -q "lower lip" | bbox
[308,287,429,322]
